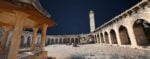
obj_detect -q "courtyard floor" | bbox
[45,44,150,59]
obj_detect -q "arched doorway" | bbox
[133,19,150,46]
[110,29,118,44]
[101,33,104,43]
[104,32,109,44]
[119,26,131,45]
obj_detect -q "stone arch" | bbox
[104,32,109,44]
[110,29,118,44]
[100,33,104,43]
[119,25,131,45]
[133,19,150,46]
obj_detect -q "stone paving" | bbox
[45,44,150,59]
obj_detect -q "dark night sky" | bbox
[39,0,141,35]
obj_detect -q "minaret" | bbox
[89,10,95,32]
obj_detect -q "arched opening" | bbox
[60,38,62,44]
[64,38,68,44]
[0,29,4,46]
[71,38,74,43]
[47,39,50,45]
[51,39,54,44]
[67,38,70,44]
[97,34,100,43]
[104,32,109,44]
[133,19,150,46]
[63,38,66,44]
[27,36,31,47]
[110,29,118,44]
[75,38,79,44]
[55,39,58,44]
[101,33,104,43]
[95,35,97,43]
[119,26,131,45]
[20,36,25,48]
[36,37,41,47]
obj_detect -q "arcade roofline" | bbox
[93,0,149,33]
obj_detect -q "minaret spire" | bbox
[89,10,95,32]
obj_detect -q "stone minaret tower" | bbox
[89,10,95,32]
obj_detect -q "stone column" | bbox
[73,38,76,43]
[40,24,48,51]
[8,11,28,59]
[115,28,122,46]
[98,32,102,44]
[60,38,63,44]
[0,26,11,50]
[31,27,38,50]
[103,33,107,44]
[78,38,80,44]
[93,35,96,43]
[127,26,138,48]
[108,32,112,45]
[69,38,72,43]
[95,34,97,44]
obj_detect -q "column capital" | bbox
[32,27,39,32]
[42,24,48,29]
